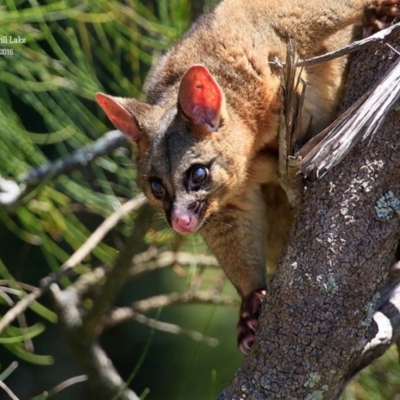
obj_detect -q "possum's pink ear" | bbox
[178,65,224,131]
[96,93,143,142]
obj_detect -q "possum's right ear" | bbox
[178,64,225,132]
[96,93,146,142]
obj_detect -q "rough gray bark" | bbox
[218,33,400,400]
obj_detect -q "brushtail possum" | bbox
[96,0,400,353]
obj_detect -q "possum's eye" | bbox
[188,165,209,190]
[191,166,208,183]
[150,179,165,199]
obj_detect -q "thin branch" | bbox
[58,249,218,300]
[0,280,39,293]
[79,203,153,340]
[104,289,236,345]
[0,195,146,335]
[52,248,220,322]
[0,289,14,307]
[106,291,237,327]
[61,194,146,272]
[20,130,127,186]
[124,310,219,346]
[17,313,34,353]
[0,130,128,207]
[297,21,400,67]
[66,267,107,297]
[130,250,218,277]
[0,361,19,381]
[0,380,19,400]
[33,375,88,399]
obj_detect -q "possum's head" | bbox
[96,65,253,234]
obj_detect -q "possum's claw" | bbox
[237,289,266,354]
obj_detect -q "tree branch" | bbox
[219,29,400,400]
[51,283,139,400]
[0,130,127,207]
[48,201,151,400]
[50,211,226,398]
[79,203,153,340]
[106,290,237,327]
[129,249,218,277]
[350,276,400,380]
[20,130,127,186]
[297,21,400,67]
[114,310,219,346]
[0,194,146,335]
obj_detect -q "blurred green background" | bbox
[0,1,399,399]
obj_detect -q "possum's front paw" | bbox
[237,289,266,354]
[363,0,400,36]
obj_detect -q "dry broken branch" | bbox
[299,50,400,177]
[278,38,307,207]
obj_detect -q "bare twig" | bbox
[0,280,39,293]
[106,291,237,327]
[124,310,219,346]
[33,375,88,399]
[59,249,218,300]
[0,362,19,381]
[79,203,153,340]
[297,21,400,67]
[0,380,19,400]
[0,130,128,207]
[134,291,237,313]
[17,313,34,353]
[0,195,146,335]
[0,289,14,307]
[61,194,146,273]
[130,250,218,276]
[20,130,127,186]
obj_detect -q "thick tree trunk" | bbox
[218,32,400,400]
